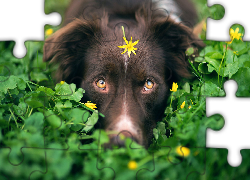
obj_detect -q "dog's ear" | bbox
[151,18,205,81]
[43,18,97,62]
[43,18,98,84]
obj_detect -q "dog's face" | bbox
[81,38,169,146]
[43,12,204,147]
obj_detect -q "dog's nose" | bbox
[104,130,139,148]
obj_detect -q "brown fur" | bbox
[43,0,204,147]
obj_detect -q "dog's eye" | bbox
[96,79,106,89]
[144,80,154,90]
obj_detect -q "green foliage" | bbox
[0,1,250,179]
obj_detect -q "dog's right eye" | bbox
[96,79,106,89]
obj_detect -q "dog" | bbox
[43,0,204,148]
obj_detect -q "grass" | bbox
[0,0,250,179]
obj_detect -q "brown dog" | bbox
[43,0,204,147]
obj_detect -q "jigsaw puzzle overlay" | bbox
[0,0,250,179]
[0,0,61,58]
[206,0,250,41]
[206,80,250,167]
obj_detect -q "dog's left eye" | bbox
[144,80,154,90]
[96,79,106,89]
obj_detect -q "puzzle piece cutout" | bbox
[206,80,250,167]
[2,0,250,179]
[206,0,250,41]
[0,0,61,58]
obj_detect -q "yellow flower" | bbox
[190,99,193,104]
[45,29,53,36]
[60,81,65,85]
[128,160,137,170]
[180,101,185,109]
[230,28,242,40]
[118,36,139,58]
[176,146,190,157]
[84,101,97,110]
[233,51,238,55]
[188,106,191,109]
[226,40,233,44]
[170,82,178,92]
[226,28,243,44]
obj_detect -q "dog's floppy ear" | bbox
[43,18,98,83]
[43,18,97,62]
[151,18,205,81]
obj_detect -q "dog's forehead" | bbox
[98,38,164,65]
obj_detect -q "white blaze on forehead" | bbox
[124,54,129,71]
[115,59,137,135]
[115,53,137,135]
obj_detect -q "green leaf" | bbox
[64,100,72,108]
[183,82,190,93]
[83,111,99,132]
[224,60,239,78]
[185,47,194,56]
[157,122,166,135]
[232,67,250,96]
[55,100,72,109]
[44,110,62,129]
[164,107,173,114]
[0,75,20,94]
[194,57,205,62]
[225,50,234,64]
[16,78,26,90]
[238,54,250,68]
[153,128,158,140]
[199,46,215,56]
[64,108,90,131]
[201,82,225,97]
[205,52,223,59]
[13,102,27,116]
[207,64,215,73]
[30,72,48,82]
[205,57,221,72]
[55,82,84,102]
[169,117,179,128]
[36,86,55,96]
[24,112,44,132]
[198,62,210,74]
[25,91,48,108]
[237,47,249,56]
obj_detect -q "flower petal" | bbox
[121,48,128,54]
[123,37,128,44]
[132,40,139,46]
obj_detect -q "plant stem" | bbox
[218,43,228,88]
[188,59,204,83]
[122,26,126,38]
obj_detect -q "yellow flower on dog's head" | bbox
[84,101,97,110]
[170,82,178,92]
[118,36,139,58]
[118,26,139,58]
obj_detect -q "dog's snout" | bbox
[105,130,139,148]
